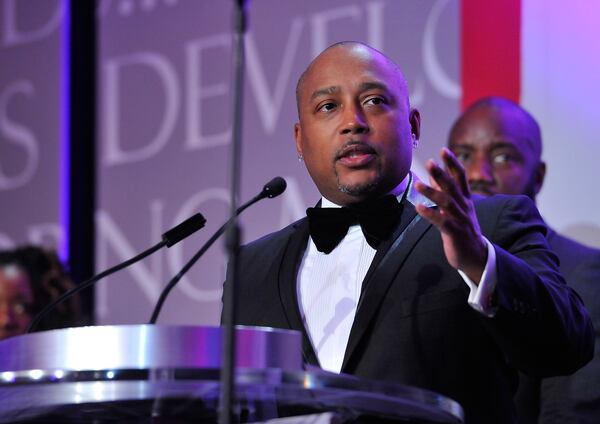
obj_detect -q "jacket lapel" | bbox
[341,201,433,371]
[276,218,320,366]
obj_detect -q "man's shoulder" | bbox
[548,229,600,255]
[472,193,542,228]
[472,193,535,209]
[547,229,600,271]
[242,217,307,252]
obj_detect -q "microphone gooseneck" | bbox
[147,176,287,325]
[26,213,206,334]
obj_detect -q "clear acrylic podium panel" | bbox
[0,325,464,423]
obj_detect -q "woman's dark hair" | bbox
[0,246,83,332]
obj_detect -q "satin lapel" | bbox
[359,200,419,293]
[341,201,433,371]
[277,218,320,366]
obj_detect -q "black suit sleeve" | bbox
[477,195,594,377]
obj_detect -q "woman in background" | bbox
[0,246,83,340]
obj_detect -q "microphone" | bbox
[27,213,206,333]
[148,176,287,324]
[260,175,286,198]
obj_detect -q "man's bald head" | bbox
[452,96,543,160]
[448,96,546,200]
[295,41,410,116]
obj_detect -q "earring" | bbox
[411,134,418,148]
[298,154,304,162]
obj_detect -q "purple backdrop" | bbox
[4,1,598,328]
[0,0,64,251]
[95,0,460,325]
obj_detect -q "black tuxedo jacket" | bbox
[227,194,594,424]
[515,228,600,424]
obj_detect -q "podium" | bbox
[0,325,463,423]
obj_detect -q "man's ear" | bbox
[409,109,421,140]
[294,122,303,157]
[534,161,546,196]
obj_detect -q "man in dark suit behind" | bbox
[448,96,600,423]
[226,42,594,423]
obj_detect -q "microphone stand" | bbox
[27,213,206,334]
[220,1,249,423]
[147,178,286,325]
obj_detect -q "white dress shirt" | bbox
[297,173,497,373]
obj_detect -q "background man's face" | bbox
[448,107,542,199]
[0,267,33,340]
[294,45,416,205]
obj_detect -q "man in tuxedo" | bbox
[448,96,600,423]
[227,42,594,423]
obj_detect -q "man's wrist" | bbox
[460,237,488,284]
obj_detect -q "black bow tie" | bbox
[306,195,403,254]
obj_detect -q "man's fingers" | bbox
[415,202,462,235]
[425,160,467,210]
[428,171,441,191]
[415,203,444,228]
[441,147,471,198]
[415,180,463,217]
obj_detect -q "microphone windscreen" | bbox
[262,176,287,198]
[162,213,207,247]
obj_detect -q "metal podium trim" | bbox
[0,325,464,423]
